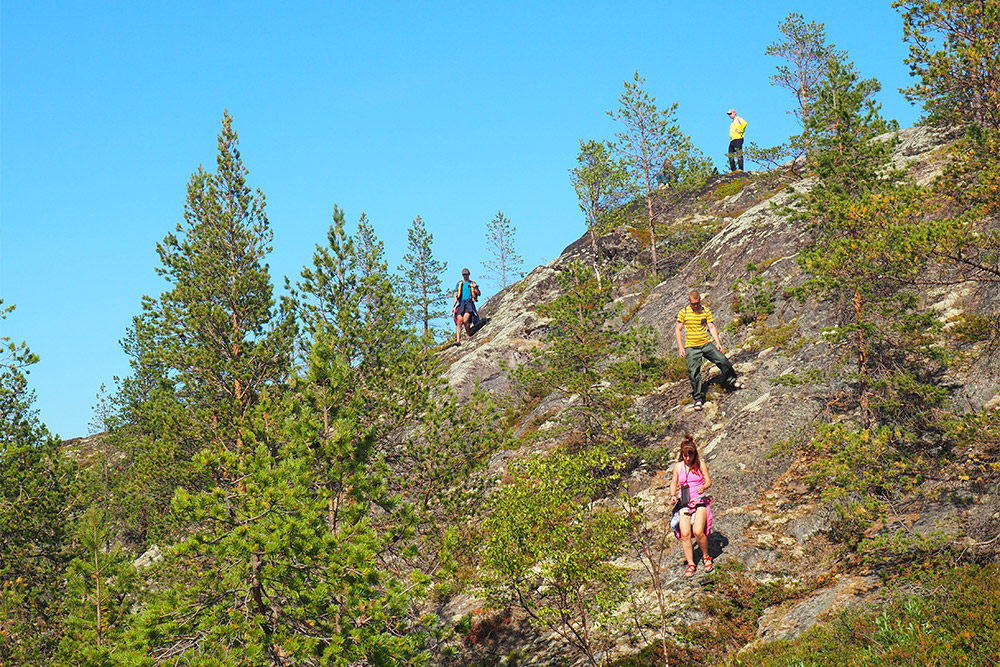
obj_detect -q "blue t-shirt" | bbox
[456,280,474,301]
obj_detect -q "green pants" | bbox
[685,342,737,402]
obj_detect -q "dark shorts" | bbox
[457,299,476,315]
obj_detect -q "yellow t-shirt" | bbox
[729,117,747,140]
[677,304,714,347]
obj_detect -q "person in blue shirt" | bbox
[452,268,481,345]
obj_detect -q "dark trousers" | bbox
[685,342,737,402]
[728,138,744,171]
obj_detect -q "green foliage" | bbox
[149,110,295,435]
[108,112,297,542]
[571,139,635,286]
[761,13,845,166]
[804,424,941,562]
[482,210,524,289]
[511,261,655,447]
[948,311,996,343]
[724,565,1000,666]
[609,71,713,278]
[571,140,634,234]
[911,126,1000,285]
[895,0,1000,131]
[482,446,638,666]
[291,207,439,439]
[54,507,139,667]
[400,385,511,554]
[771,367,827,387]
[0,302,75,665]
[692,562,812,656]
[712,178,749,200]
[730,263,776,326]
[399,215,448,336]
[127,347,435,665]
[739,320,803,354]
[788,53,957,430]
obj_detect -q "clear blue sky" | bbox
[2,1,921,439]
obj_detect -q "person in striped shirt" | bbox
[675,290,744,411]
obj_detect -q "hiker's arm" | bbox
[668,464,679,501]
[708,322,724,354]
[675,321,685,357]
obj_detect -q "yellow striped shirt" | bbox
[677,304,714,347]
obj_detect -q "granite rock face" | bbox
[436,127,1000,664]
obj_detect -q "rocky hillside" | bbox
[435,125,1000,664]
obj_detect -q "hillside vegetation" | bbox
[2,3,998,666]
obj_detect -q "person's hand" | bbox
[696,485,704,495]
[677,349,685,358]
[717,345,726,354]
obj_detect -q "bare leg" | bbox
[459,313,471,342]
[678,511,695,566]
[692,507,709,560]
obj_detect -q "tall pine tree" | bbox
[609,72,713,279]
[398,216,447,336]
[0,302,75,664]
[291,207,440,438]
[570,140,634,287]
[481,210,523,289]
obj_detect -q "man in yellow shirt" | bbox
[675,290,744,410]
[727,109,747,172]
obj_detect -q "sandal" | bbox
[685,563,697,577]
[703,556,714,573]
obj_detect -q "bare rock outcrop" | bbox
[434,126,1000,664]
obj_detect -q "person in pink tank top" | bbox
[669,434,714,576]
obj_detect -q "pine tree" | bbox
[0,302,74,664]
[608,71,713,279]
[754,13,844,166]
[83,112,300,614]
[292,208,440,438]
[109,111,296,541]
[792,56,947,430]
[570,140,634,287]
[895,0,1000,131]
[399,216,447,336]
[148,110,295,453]
[126,343,434,665]
[54,507,138,667]
[889,0,1000,286]
[481,210,523,289]
[103,314,192,544]
[512,262,654,447]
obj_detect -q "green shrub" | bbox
[713,178,749,200]
[742,320,804,353]
[949,311,996,343]
[723,565,1000,667]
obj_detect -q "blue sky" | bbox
[2,1,921,438]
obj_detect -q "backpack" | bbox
[457,280,480,302]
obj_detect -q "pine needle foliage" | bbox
[399,216,448,337]
[570,140,634,287]
[512,261,655,448]
[895,0,1000,131]
[0,303,75,665]
[481,210,523,290]
[609,71,713,279]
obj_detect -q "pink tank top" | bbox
[677,462,706,505]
